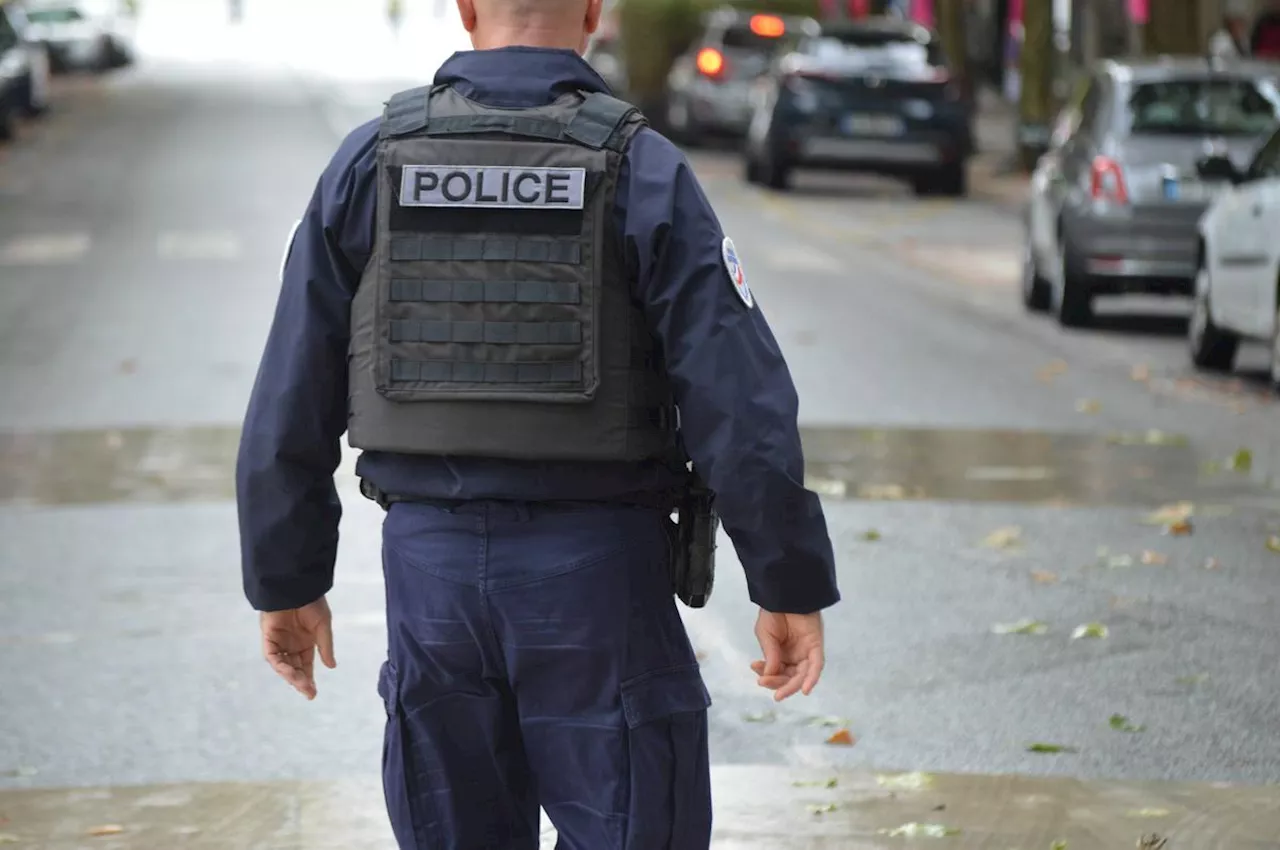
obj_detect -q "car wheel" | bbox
[1021,234,1051,312]
[1187,268,1239,372]
[1052,230,1093,327]
[759,152,790,191]
[0,100,15,142]
[1268,301,1280,394]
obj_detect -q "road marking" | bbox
[0,233,91,266]
[156,231,242,260]
[964,465,1057,482]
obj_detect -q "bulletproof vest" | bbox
[347,84,679,462]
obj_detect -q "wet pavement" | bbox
[2,0,1279,846]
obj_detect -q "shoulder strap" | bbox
[378,86,646,152]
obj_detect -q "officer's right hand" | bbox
[750,610,825,702]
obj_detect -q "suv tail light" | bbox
[696,47,725,78]
[1090,156,1129,204]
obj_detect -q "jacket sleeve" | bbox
[235,120,379,612]
[617,130,840,614]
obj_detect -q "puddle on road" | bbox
[802,426,1275,508]
[0,767,1276,848]
[0,424,1272,508]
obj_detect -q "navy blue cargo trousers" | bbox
[377,500,713,850]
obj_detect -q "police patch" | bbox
[399,165,587,210]
[721,236,754,308]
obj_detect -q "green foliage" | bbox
[615,0,822,104]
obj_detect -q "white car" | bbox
[1190,127,1280,392]
[22,0,136,73]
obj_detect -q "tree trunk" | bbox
[1017,0,1054,171]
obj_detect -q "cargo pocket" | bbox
[378,661,429,850]
[620,664,713,850]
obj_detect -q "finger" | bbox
[267,654,316,700]
[756,675,791,691]
[760,635,783,678]
[315,619,337,669]
[801,646,825,696]
[773,663,808,702]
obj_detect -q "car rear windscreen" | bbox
[1127,78,1280,136]
[805,31,945,71]
[24,8,85,24]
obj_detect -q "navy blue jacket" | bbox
[236,48,840,616]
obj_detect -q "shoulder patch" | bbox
[279,219,302,283]
[721,236,754,309]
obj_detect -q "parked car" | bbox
[742,17,973,196]
[0,0,52,140]
[21,0,136,73]
[1190,125,1280,391]
[665,7,817,145]
[1022,58,1280,327]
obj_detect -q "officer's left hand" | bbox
[260,597,337,700]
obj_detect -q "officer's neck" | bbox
[469,26,586,54]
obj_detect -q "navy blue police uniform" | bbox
[237,47,840,849]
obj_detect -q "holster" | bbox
[671,468,717,609]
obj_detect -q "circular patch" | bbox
[721,236,754,309]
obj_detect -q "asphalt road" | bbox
[1,0,1279,835]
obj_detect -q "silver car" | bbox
[664,8,817,145]
[1023,58,1280,327]
[22,0,136,73]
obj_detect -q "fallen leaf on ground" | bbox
[1101,552,1135,569]
[1109,714,1145,733]
[1075,398,1101,414]
[1036,360,1068,382]
[876,771,935,790]
[1175,673,1209,686]
[695,651,708,661]
[0,835,18,845]
[880,822,960,838]
[1072,623,1109,640]
[806,803,838,815]
[992,618,1048,635]
[1131,364,1151,381]
[743,710,777,723]
[1031,570,1058,584]
[808,715,849,727]
[793,777,839,789]
[1226,448,1253,472]
[859,483,909,501]
[1164,519,1193,536]
[825,728,856,746]
[0,767,36,778]
[1127,808,1171,818]
[981,526,1023,550]
[118,358,137,374]
[1203,557,1222,570]
[1267,535,1280,554]
[1140,550,1168,565]
[1143,502,1194,525]
[87,825,125,837]
[1108,430,1188,447]
[1026,743,1076,753]
[858,529,882,542]
[1051,841,1068,850]
[1139,834,1169,850]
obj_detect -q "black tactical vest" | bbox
[347,84,678,462]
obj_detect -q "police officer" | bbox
[236,0,841,846]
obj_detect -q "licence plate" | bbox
[841,113,905,137]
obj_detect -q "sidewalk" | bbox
[968,86,1031,212]
[2,765,1277,848]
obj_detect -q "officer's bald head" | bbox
[457,0,602,53]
